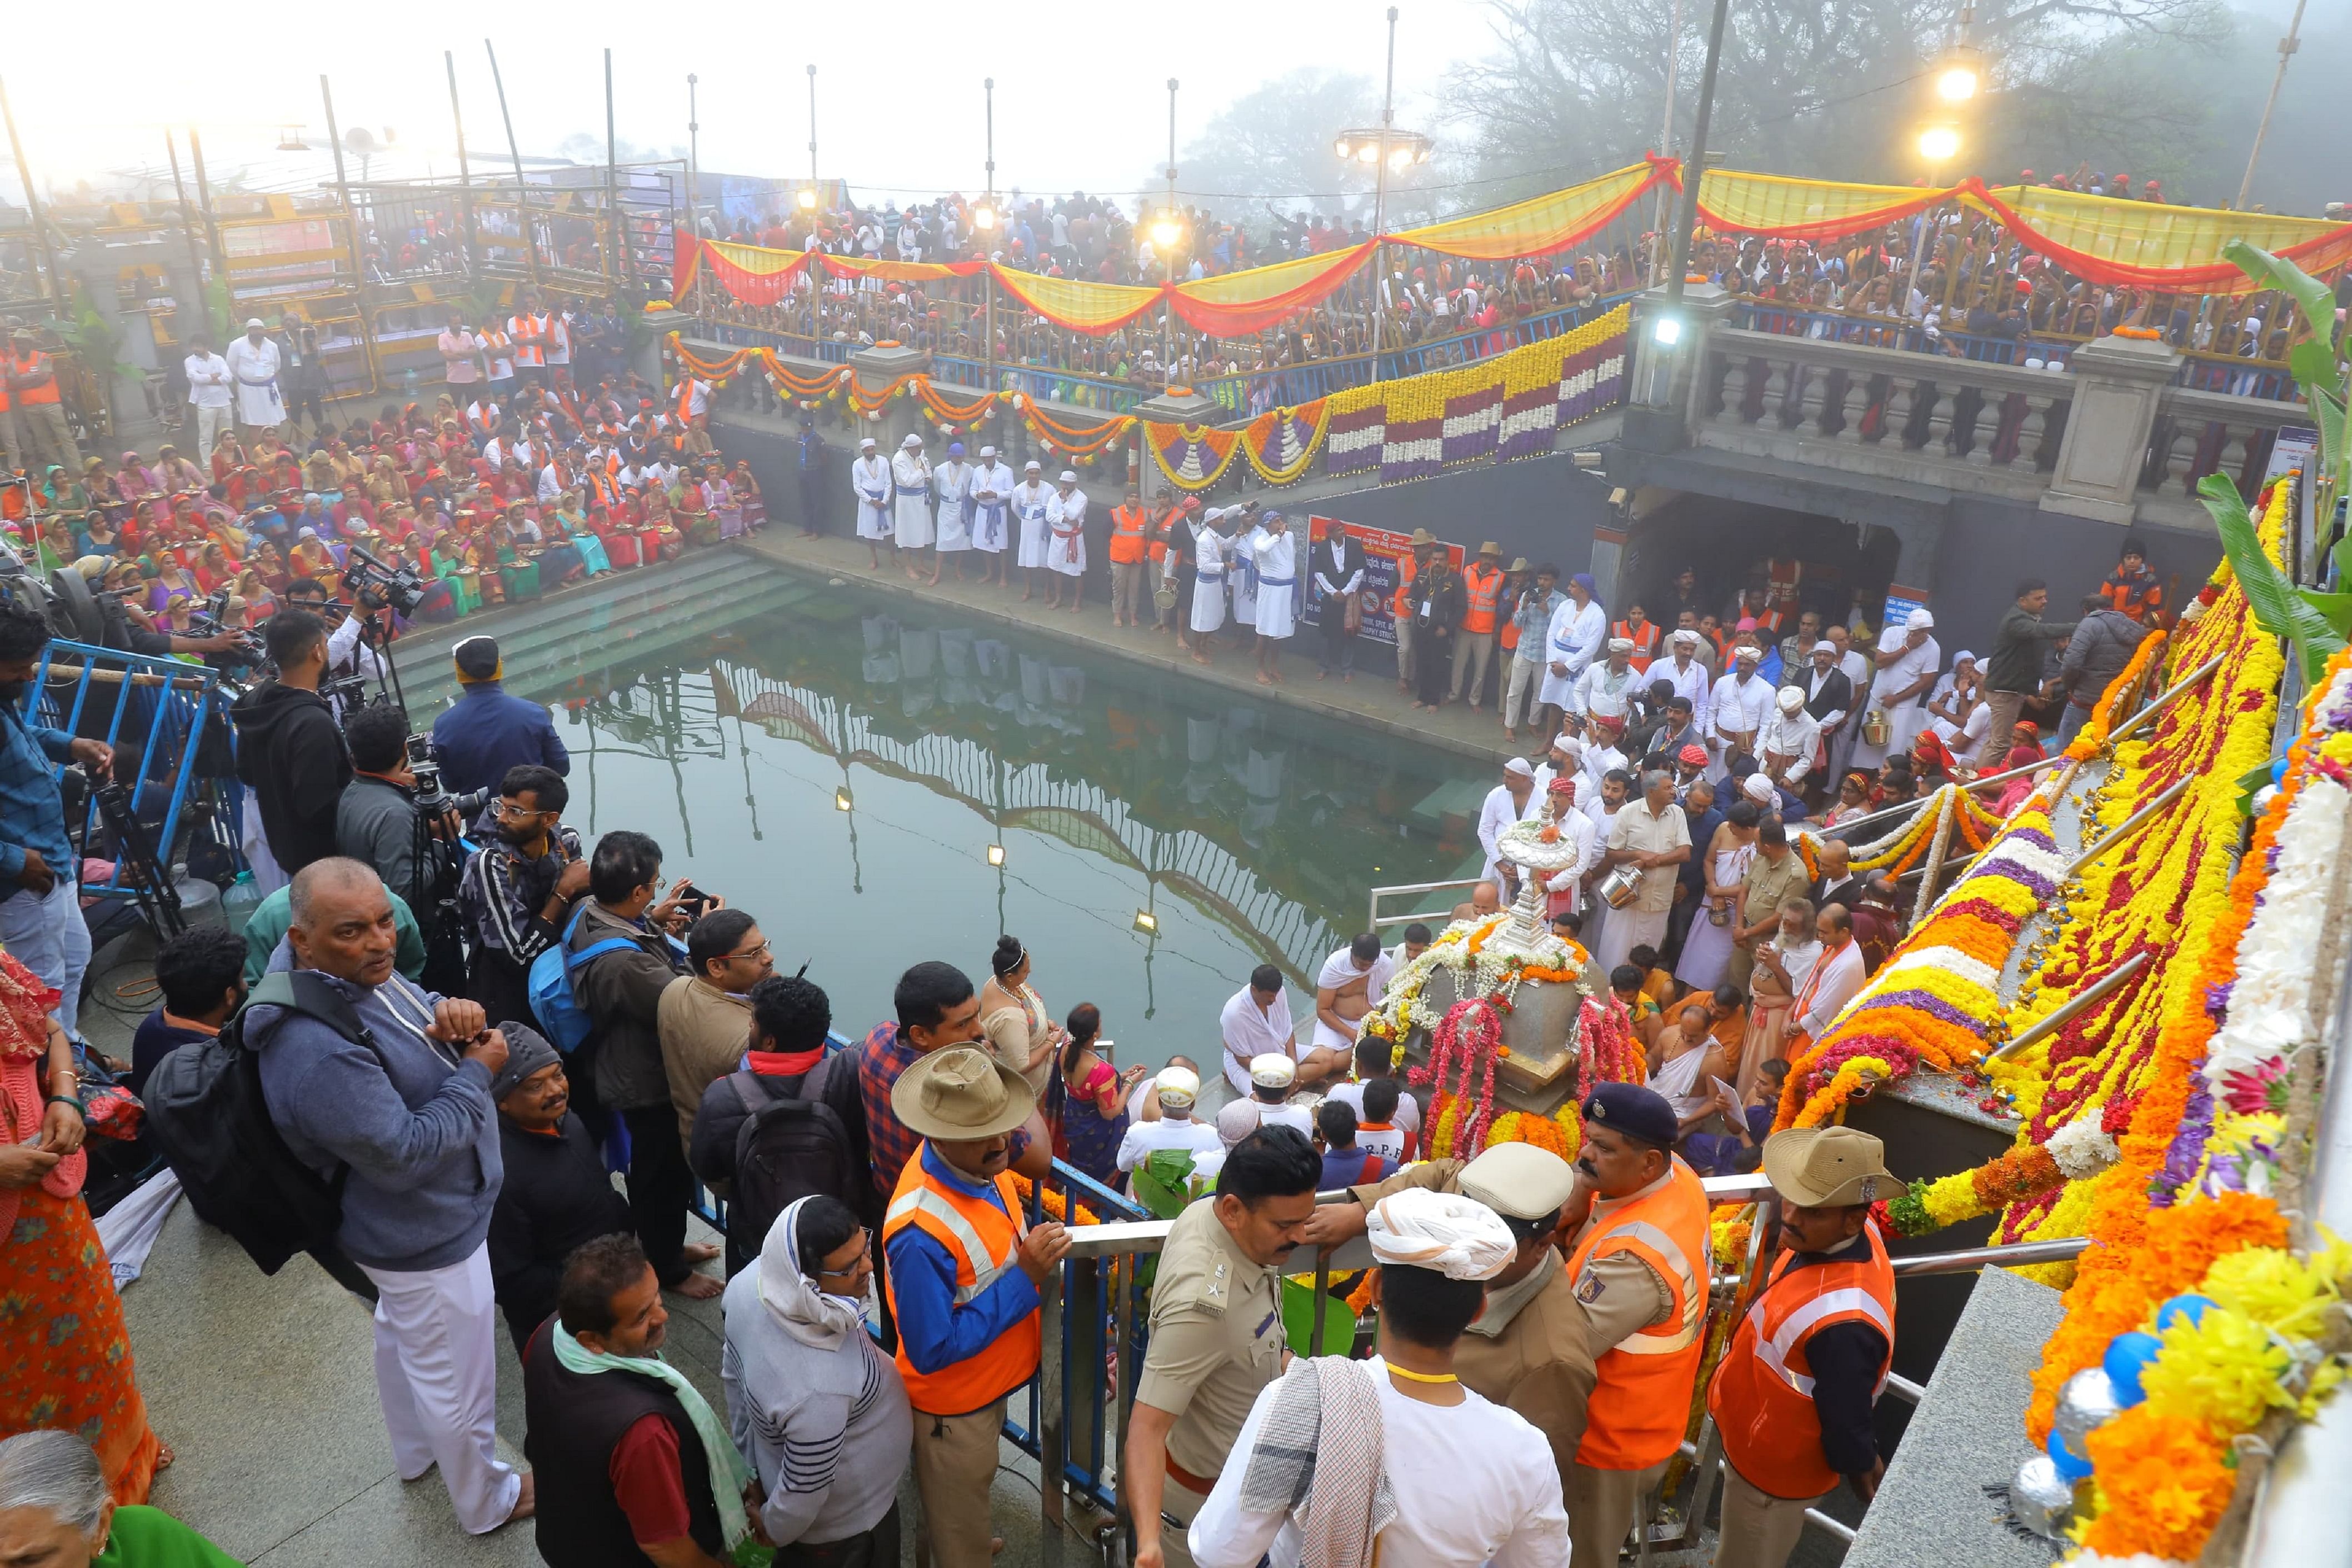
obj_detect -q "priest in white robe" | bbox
[1476,757,1541,888]
[1709,645,1777,770]
[850,436,893,568]
[224,320,286,433]
[1251,511,1298,686]
[932,442,973,578]
[891,435,934,575]
[970,446,1016,585]
[1012,460,1055,597]
[1851,608,1943,771]
[1538,572,1606,713]
[1219,971,1297,1097]
[1045,471,1088,611]
[1190,512,1230,658]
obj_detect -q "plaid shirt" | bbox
[856,1018,1030,1207]
[0,703,76,882]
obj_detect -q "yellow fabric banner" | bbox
[1389,160,1670,259]
[986,268,1165,333]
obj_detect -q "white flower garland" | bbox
[2046,1116,2121,1182]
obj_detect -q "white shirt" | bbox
[1546,598,1607,679]
[1756,706,1822,784]
[1795,937,1869,1038]
[1190,1357,1572,1568]
[1657,654,1712,736]
[1804,665,1851,732]
[1476,783,1539,883]
[1115,1115,1223,1172]
[1539,808,1602,910]
[1323,1078,1424,1136]
[1931,697,1994,763]
[1574,660,1639,721]
[183,352,233,408]
[1869,635,1943,713]
[1709,672,1775,748]
[1219,986,1296,1097]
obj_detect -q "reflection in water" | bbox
[402,565,1489,1070]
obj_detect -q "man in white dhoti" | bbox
[1477,756,1541,891]
[891,433,933,580]
[931,442,973,582]
[970,446,1016,586]
[1539,572,1606,717]
[1229,513,1260,641]
[1045,470,1087,611]
[1850,610,1941,772]
[1190,510,1230,665]
[1220,964,1306,1097]
[1756,686,1822,802]
[1013,460,1055,601]
[1312,933,1395,1065]
[1594,769,1690,977]
[1251,511,1297,686]
[1710,645,1776,771]
[1574,637,1640,726]
[224,318,286,437]
[850,436,893,570]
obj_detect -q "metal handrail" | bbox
[1367,876,1487,933]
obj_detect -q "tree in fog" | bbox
[1441,0,2231,195]
[1157,68,1454,226]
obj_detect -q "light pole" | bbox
[801,64,820,214]
[1157,77,1180,376]
[2236,0,2306,209]
[1333,11,1432,381]
[1650,0,1685,283]
[686,73,700,235]
[1910,124,1961,316]
[1651,0,1731,361]
[978,78,997,376]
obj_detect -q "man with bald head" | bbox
[253,857,533,1534]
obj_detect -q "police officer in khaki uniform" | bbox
[1302,1138,1599,1482]
[1124,1125,1321,1568]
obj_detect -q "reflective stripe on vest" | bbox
[1461,564,1504,634]
[1707,1222,1895,1500]
[881,1156,1041,1413]
[1108,506,1150,565]
[1567,1158,1711,1469]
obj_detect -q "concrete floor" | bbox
[82,936,1071,1567]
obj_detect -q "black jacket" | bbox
[488,1112,633,1354]
[230,681,351,876]
[1410,568,1467,639]
[1800,666,1855,726]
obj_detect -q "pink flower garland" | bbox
[1580,995,1644,1086]
[1414,996,1506,1159]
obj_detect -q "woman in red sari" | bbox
[0,950,164,1502]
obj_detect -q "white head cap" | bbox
[1155,1065,1201,1107]
[1366,1189,1516,1281]
[1060,470,1078,483]
[901,433,922,448]
[1671,628,1700,647]
[1907,608,1936,631]
[1742,773,1776,803]
[859,437,876,448]
[1025,460,1042,472]
[1249,1053,1297,1090]
[1776,687,1805,714]
[979,446,996,458]
[1812,640,1837,656]
[1504,756,1535,778]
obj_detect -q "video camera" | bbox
[404,732,491,823]
[341,543,426,617]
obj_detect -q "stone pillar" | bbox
[848,341,933,461]
[2040,334,2179,527]
[1132,387,1222,505]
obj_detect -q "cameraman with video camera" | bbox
[281,576,386,720]
[337,706,445,911]
[231,608,352,881]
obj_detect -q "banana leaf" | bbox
[1280,1274,1357,1359]
[2200,471,2344,688]
[2224,240,2345,495]
[1129,1150,1199,1221]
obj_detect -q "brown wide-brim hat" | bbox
[1477,540,1502,557]
[1408,528,1437,547]
[891,1045,1036,1142]
[1763,1125,1892,1208]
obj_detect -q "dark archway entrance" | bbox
[1618,495,1904,634]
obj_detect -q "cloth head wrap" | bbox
[761,1195,868,1351]
[1366,1188,1515,1280]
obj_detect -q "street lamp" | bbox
[1339,7,1434,381]
[1158,77,1180,374]
[1934,54,1983,102]
[804,64,819,212]
[1916,123,1963,163]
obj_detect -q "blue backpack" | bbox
[527,902,638,1055]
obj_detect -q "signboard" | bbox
[1879,591,1926,643]
[1300,516,1462,648]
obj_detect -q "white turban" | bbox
[1366,1188,1515,1281]
[1742,772,1777,803]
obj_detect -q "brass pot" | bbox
[1862,708,1891,747]
[1597,862,1644,909]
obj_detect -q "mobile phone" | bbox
[675,881,713,918]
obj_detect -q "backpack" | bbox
[528,901,637,1055]
[727,1056,859,1261]
[141,971,381,1276]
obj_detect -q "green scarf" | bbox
[552,1321,771,1563]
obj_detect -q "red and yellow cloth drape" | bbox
[682,157,2351,319]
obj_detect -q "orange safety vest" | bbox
[1707,1221,1895,1500]
[1390,554,1419,618]
[1614,618,1661,673]
[9,352,59,405]
[1461,562,1505,635]
[882,1151,1041,1415]
[1107,504,1150,565]
[1567,1157,1711,1470]
[508,313,546,368]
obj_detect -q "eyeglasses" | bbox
[816,1230,871,1280]
[726,939,772,962]
[488,800,551,820]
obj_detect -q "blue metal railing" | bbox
[28,637,242,911]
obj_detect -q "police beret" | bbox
[1582,1081,1679,1148]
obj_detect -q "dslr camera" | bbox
[405,733,491,822]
